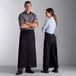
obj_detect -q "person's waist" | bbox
[45,32,55,37]
[45,30,55,34]
[20,28,34,30]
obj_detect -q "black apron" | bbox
[17,29,37,69]
[43,32,58,70]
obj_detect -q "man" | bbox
[16,1,38,75]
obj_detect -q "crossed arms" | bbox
[20,20,38,28]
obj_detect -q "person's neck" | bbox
[47,15,53,19]
[25,11,31,14]
[49,16,52,18]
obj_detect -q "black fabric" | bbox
[43,32,58,70]
[17,29,37,69]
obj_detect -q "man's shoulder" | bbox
[31,12,37,16]
[19,11,25,17]
[18,11,37,17]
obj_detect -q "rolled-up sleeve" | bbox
[18,14,25,27]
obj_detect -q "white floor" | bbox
[0,66,76,76]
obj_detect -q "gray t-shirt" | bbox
[18,11,38,30]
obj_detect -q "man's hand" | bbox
[25,21,38,28]
[25,22,31,26]
[20,23,30,28]
[20,20,38,28]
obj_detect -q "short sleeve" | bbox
[33,14,38,21]
[18,14,25,27]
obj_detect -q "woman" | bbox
[41,8,59,73]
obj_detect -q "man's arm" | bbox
[20,20,38,28]
[25,20,38,28]
[20,23,30,28]
[18,14,30,29]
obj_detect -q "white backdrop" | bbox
[0,0,76,66]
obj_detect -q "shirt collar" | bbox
[24,11,32,15]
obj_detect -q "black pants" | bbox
[17,29,37,69]
[43,33,58,70]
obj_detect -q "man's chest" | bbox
[22,14,34,22]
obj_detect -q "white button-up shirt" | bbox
[43,17,56,34]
